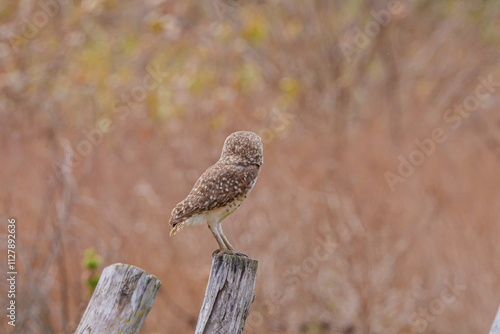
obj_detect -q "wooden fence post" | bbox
[195,254,258,334]
[491,305,500,334]
[75,263,161,334]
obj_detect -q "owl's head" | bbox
[220,131,263,166]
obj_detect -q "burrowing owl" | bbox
[169,131,263,256]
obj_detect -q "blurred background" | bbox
[1,0,500,333]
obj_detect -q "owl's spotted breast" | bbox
[169,163,260,228]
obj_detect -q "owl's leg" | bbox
[218,224,248,258]
[208,223,228,251]
[217,224,235,251]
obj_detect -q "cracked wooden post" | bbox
[491,304,500,334]
[75,263,161,334]
[195,254,258,334]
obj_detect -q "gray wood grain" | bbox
[491,305,500,334]
[195,254,258,334]
[75,263,161,334]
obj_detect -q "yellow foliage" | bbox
[279,77,300,98]
[241,11,269,44]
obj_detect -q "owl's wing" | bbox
[169,163,260,226]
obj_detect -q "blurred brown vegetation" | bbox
[1,0,500,333]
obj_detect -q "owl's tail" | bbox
[169,221,186,236]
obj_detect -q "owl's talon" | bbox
[235,252,248,258]
[215,249,235,256]
[213,249,230,256]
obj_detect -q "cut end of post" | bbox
[212,252,258,264]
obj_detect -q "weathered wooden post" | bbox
[491,304,500,334]
[75,263,161,334]
[195,254,258,334]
